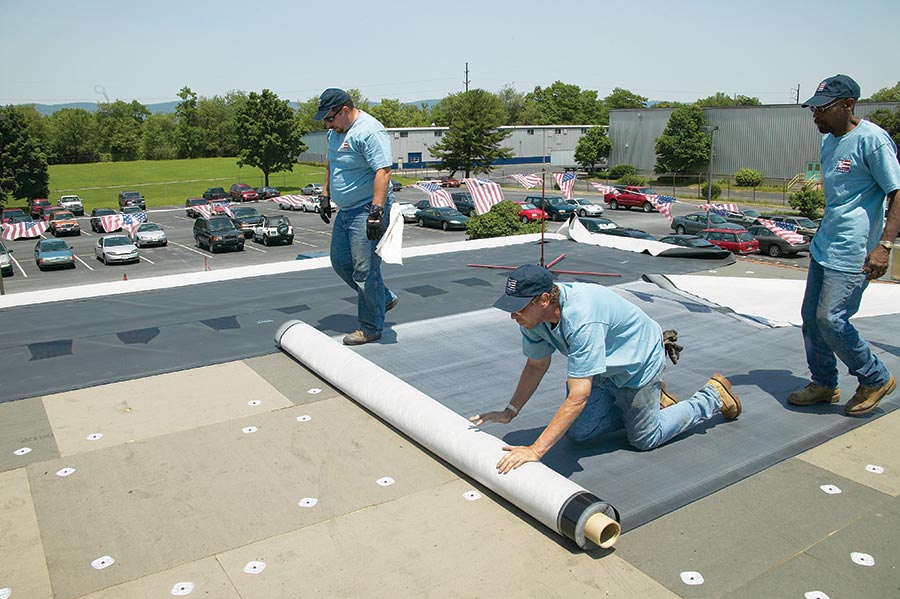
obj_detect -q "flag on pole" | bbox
[511,173,542,189]
[698,203,739,216]
[590,183,620,196]
[757,218,806,245]
[415,181,455,209]
[553,172,577,200]
[646,194,677,221]
[2,219,48,240]
[462,178,505,214]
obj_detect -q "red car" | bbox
[698,228,760,255]
[604,186,658,213]
[513,201,548,223]
[230,183,259,203]
[1,207,26,224]
[440,176,461,188]
[27,198,52,219]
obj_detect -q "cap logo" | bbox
[506,278,518,294]
[817,81,827,92]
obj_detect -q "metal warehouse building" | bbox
[609,102,900,181]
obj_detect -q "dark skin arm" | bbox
[863,189,900,280]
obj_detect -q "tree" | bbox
[574,126,612,173]
[865,108,900,156]
[734,168,763,187]
[47,107,98,163]
[197,91,246,157]
[465,200,540,239]
[236,89,307,186]
[142,113,177,160]
[175,86,203,158]
[497,84,528,125]
[95,100,149,161]
[520,81,604,124]
[695,92,761,107]
[428,89,512,177]
[654,105,711,175]
[866,82,900,102]
[789,184,825,218]
[368,98,425,128]
[0,105,50,205]
[604,87,647,110]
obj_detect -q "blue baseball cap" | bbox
[313,88,351,121]
[493,264,554,312]
[802,74,861,107]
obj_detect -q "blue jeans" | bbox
[330,201,396,336]
[800,258,890,388]
[566,367,722,451]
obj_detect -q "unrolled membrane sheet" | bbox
[274,319,620,549]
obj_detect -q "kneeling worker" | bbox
[470,264,742,474]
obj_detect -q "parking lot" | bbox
[1,189,810,295]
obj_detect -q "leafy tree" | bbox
[701,182,722,200]
[497,84,528,125]
[789,184,825,218]
[95,100,149,161]
[520,81,604,125]
[0,105,50,205]
[11,105,52,160]
[695,92,761,107]
[866,108,900,156]
[604,87,647,110]
[142,113,177,160]
[608,164,636,179]
[175,86,203,158]
[236,89,307,186]
[654,105,710,175]
[574,126,612,173]
[620,173,648,186]
[652,100,687,108]
[47,107,98,163]
[428,89,512,177]
[866,82,900,102]
[465,200,540,239]
[734,167,763,187]
[197,91,246,157]
[368,98,425,128]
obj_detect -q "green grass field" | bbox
[45,158,329,211]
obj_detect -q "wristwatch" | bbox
[878,240,893,250]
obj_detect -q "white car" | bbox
[0,241,13,276]
[397,202,419,223]
[95,234,140,265]
[252,214,294,246]
[130,222,168,248]
[566,198,604,217]
[58,195,84,216]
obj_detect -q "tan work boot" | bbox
[844,376,896,417]
[660,381,679,409]
[787,383,840,406]
[707,373,742,419]
[343,329,382,346]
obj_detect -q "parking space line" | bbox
[244,245,266,253]
[168,241,209,257]
[140,255,156,264]
[73,255,94,271]
[10,255,28,278]
[296,240,316,247]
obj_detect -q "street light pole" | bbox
[703,125,719,227]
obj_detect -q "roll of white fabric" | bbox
[275,320,620,548]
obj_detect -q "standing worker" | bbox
[470,264,742,474]
[788,75,900,415]
[314,88,399,345]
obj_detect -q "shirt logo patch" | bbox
[338,141,350,152]
[835,159,851,173]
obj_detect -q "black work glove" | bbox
[319,195,332,224]
[662,329,683,365]
[366,204,386,241]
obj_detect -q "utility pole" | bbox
[794,84,800,104]
[464,63,470,92]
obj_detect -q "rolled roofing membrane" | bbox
[274,319,621,549]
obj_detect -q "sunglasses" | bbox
[809,98,844,113]
[324,105,344,123]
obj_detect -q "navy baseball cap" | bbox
[493,264,554,312]
[313,88,351,121]
[802,75,861,107]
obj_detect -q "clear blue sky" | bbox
[2,0,897,106]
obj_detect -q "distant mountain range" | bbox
[28,98,442,116]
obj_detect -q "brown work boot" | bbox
[844,376,896,417]
[343,329,382,346]
[660,381,679,409]
[707,373,742,419]
[787,383,840,406]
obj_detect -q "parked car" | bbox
[698,228,760,255]
[95,234,140,264]
[723,208,762,227]
[58,195,84,215]
[202,187,229,201]
[193,216,245,253]
[229,183,259,203]
[120,205,144,215]
[0,241,13,276]
[47,210,81,236]
[412,199,433,211]
[764,215,819,238]
[185,198,208,217]
[390,180,403,192]
[230,206,263,237]
[577,217,619,233]
[256,186,280,200]
[597,227,656,241]
[415,207,469,230]
[512,201,548,223]
[671,212,743,235]
[34,238,75,270]
[440,176,461,188]
[1,207,26,224]
[252,214,294,246]
[6,213,33,227]
[117,190,146,210]
[565,198,604,217]
[658,234,734,259]
[397,202,420,223]
[297,196,322,212]
[301,183,324,195]
[130,222,168,248]
[27,198,52,219]
[603,186,658,212]
[42,206,67,222]
[524,195,574,221]
[90,207,120,232]
[450,192,476,216]
[746,224,810,257]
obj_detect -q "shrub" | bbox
[619,173,648,186]
[608,164,636,179]
[700,182,722,200]
[734,168,763,187]
[466,200,541,240]
[789,184,825,218]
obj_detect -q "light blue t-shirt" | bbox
[326,111,393,210]
[811,119,900,272]
[520,283,665,388]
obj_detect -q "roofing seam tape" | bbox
[274,319,620,549]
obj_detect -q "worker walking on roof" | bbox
[788,75,900,415]
[470,264,742,474]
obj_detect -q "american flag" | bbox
[698,203,739,216]
[2,219,48,240]
[209,201,233,217]
[99,214,124,233]
[835,159,851,173]
[590,183,620,196]
[757,218,805,245]
[122,212,148,235]
[462,178,504,215]
[415,182,455,208]
[553,172,577,200]
[647,194,677,221]
[272,195,305,209]
[511,173,542,189]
